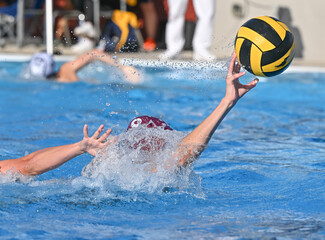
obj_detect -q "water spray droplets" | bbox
[81,126,199,193]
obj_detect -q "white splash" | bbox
[81,126,198,193]
[0,170,34,184]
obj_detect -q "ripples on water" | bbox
[0,61,324,239]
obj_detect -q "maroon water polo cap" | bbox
[126,116,173,131]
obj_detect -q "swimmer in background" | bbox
[0,51,259,176]
[28,49,141,84]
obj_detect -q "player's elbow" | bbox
[177,144,206,167]
[18,154,42,176]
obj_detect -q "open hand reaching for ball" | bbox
[224,51,259,107]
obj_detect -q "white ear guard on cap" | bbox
[29,53,55,77]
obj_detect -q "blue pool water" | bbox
[0,58,325,239]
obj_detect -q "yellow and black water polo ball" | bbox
[235,16,295,77]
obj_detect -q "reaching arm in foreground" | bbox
[0,125,112,176]
[56,49,141,84]
[176,51,259,167]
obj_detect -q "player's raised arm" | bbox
[175,51,259,167]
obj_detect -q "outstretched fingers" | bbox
[244,78,259,89]
[227,51,246,82]
[92,124,104,139]
[232,71,246,80]
[80,124,114,156]
[227,51,237,76]
[83,124,89,138]
[234,59,241,73]
[239,78,259,96]
[98,128,112,142]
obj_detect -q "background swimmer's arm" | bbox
[57,49,141,84]
[0,125,112,176]
[57,49,113,82]
[62,49,117,72]
[176,51,259,167]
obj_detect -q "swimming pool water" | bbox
[0,59,325,239]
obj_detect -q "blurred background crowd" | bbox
[1,0,322,64]
[0,0,217,61]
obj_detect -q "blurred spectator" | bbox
[70,0,84,12]
[0,0,17,46]
[139,0,158,52]
[81,0,120,24]
[160,0,216,61]
[72,0,140,53]
[0,0,16,7]
[99,10,139,53]
[54,0,79,46]
[71,15,97,54]
[54,0,74,11]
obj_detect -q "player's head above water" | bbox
[126,116,173,131]
[29,52,55,78]
[126,116,173,152]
